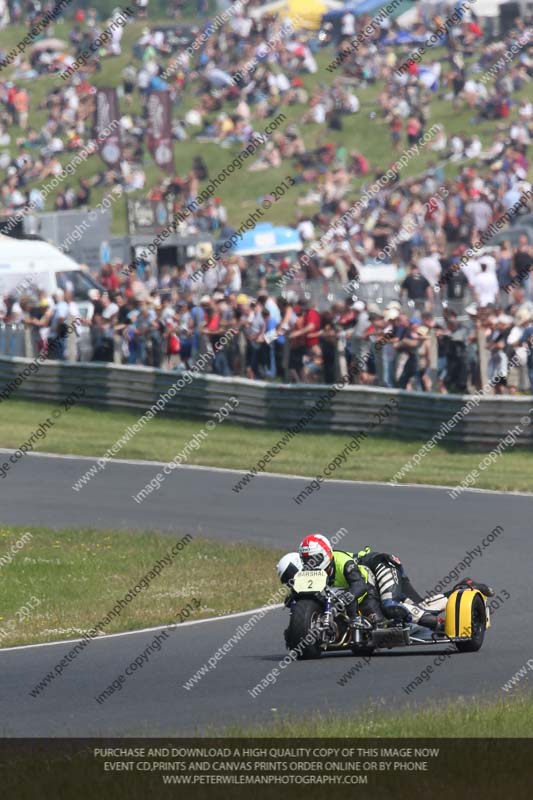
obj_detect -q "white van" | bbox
[0,234,103,317]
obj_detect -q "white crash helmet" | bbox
[276,552,302,585]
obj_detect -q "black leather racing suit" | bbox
[355,548,439,628]
[327,552,384,625]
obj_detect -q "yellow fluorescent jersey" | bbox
[330,551,368,602]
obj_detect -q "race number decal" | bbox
[293,570,327,593]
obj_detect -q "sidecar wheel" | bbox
[456,594,486,653]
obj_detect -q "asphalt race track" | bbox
[1,451,531,735]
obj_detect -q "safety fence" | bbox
[0,324,26,357]
[1,356,532,447]
[271,277,523,317]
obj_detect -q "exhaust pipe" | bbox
[371,626,410,648]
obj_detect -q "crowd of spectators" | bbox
[3,265,533,394]
[0,2,533,394]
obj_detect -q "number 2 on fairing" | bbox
[292,570,327,593]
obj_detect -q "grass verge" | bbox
[2,398,533,492]
[0,525,282,647]
[224,694,533,737]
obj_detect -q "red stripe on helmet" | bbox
[301,534,332,559]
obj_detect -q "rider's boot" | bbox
[360,594,385,625]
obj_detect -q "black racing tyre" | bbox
[285,599,322,660]
[456,594,486,653]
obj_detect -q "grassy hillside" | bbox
[1,17,531,234]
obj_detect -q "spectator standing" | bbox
[400,264,432,310]
[300,299,322,353]
[319,313,338,384]
[418,248,442,287]
[487,314,513,393]
[443,310,468,393]
[47,289,69,361]
[466,192,493,234]
[513,235,532,288]
[288,306,307,382]
[393,314,420,389]
[470,262,499,307]
[496,240,514,289]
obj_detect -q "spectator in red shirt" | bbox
[203,299,230,375]
[100,264,120,292]
[301,301,321,349]
[468,21,483,37]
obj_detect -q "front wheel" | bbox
[285,599,322,660]
[456,594,486,653]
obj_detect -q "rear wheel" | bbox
[286,599,322,660]
[456,594,486,653]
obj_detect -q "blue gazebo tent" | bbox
[231,223,303,256]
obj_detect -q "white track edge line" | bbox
[0,604,283,654]
[1,448,531,497]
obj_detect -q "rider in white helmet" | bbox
[276,552,302,586]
